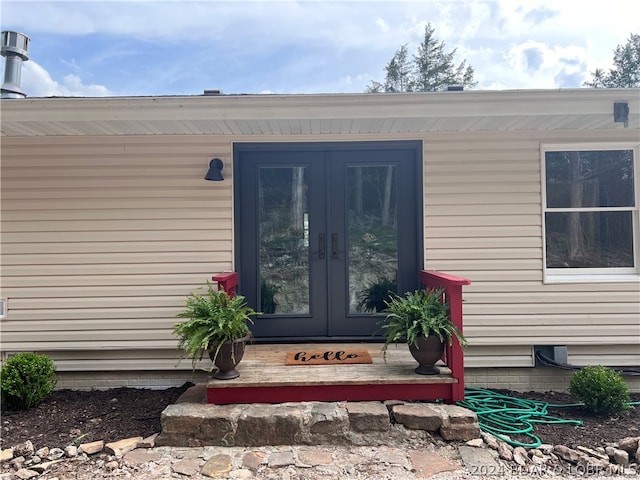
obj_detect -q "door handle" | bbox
[332,233,338,259]
[319,233,326,259]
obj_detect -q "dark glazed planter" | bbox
[209,334,250,380]
[408,335,445,375]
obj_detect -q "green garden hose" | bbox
[457,387,583,448]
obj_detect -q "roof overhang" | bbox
[1,89,638,137]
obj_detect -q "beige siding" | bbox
[1,92,639,377]
[423,130,640,366]
[1,135,234,363]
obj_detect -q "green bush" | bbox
[1,352,57,411]
[569,365,631,415]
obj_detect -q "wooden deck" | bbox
[206,342,458,405]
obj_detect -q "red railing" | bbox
[212,272,238,298]
[420,269,471,402]
[211,269,471,403]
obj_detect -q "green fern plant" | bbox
[378,288,467,359]
[174,282,257,371]
[357,276,397,313]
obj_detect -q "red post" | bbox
[420,270,471,402]
[212,272,238,298]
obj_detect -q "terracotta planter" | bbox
[209,334,250,380]
[408,335,445,375]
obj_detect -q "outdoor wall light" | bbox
[205,158,224,181]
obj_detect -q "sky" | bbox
[0,0,637,97]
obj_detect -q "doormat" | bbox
[285,350,372,366]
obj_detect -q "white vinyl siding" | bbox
[1,135,234,358]
[423,130,640,367]
[1,90,639,374]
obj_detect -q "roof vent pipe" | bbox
[1,31,30,99]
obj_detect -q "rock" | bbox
[176,384,208,403]
[35,447,49,458]
[0,448,14,463]
[480,432,499,450]
[15,469,38,480]
[79,440,104,455]
[47,448,65,460]
[30,460,64,473]
[531,455,546,465]
[577,445,609,461]
[441,405,478,426]
[392,404,443,431]
[554,445,583,464]
[137,433,159,448]
[513,447,528,466]
[537,443,554,455]
[201,454,232,477]
[236,404,302,446]
[268,451,296,467]
[24,455,40,465]
[497,442,513,461]
[104,436,143,457]
[10,456,25,469]
[229,469,253,479]
[346,402,390,432]
[172,459,201,476]
[242,451,265,470]
[64,445,78,457]
[636,445,640,462]
[298,448,333,466]
[14,441,34,458]
[605,446,616,457]
[104,460,119,470]
[306,403,349,442]
[123,449,162,465]
[409,449,461,478]
[466,438,484,448]
[613,448,629,466]
[376,447,411,469]
[440,424,481,441]
[158,402,243,447]
[619,437,639,454]
[433,405,481,441]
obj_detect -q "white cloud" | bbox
[1,0,637,95]
[18,61,111,97]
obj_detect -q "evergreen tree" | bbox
[367,23,476,93]
[584,33,640,88]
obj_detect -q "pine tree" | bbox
[367,23,477,93]
[584,33,640,88]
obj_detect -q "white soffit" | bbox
[1,89,638,137]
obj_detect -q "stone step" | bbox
[156,388,480,448]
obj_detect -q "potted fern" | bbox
[174,282,257,380]
[379,288,468,375]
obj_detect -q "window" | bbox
[542,145,639,279]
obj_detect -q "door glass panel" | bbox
[347,165,399,314]
[259,166,310,314]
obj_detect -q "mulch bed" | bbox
[1,384,638,451]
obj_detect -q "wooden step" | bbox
[206,343,458,404]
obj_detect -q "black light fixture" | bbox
[614,101,629,127]
[205,158,224,181]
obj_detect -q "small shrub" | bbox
[569,365,631,415]
[1,352,57,411]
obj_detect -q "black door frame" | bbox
[233,140,424,342]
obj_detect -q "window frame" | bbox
[541,143,640,282]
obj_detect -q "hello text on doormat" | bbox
[285,350,373,366]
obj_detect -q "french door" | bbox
[234,142,422,340]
